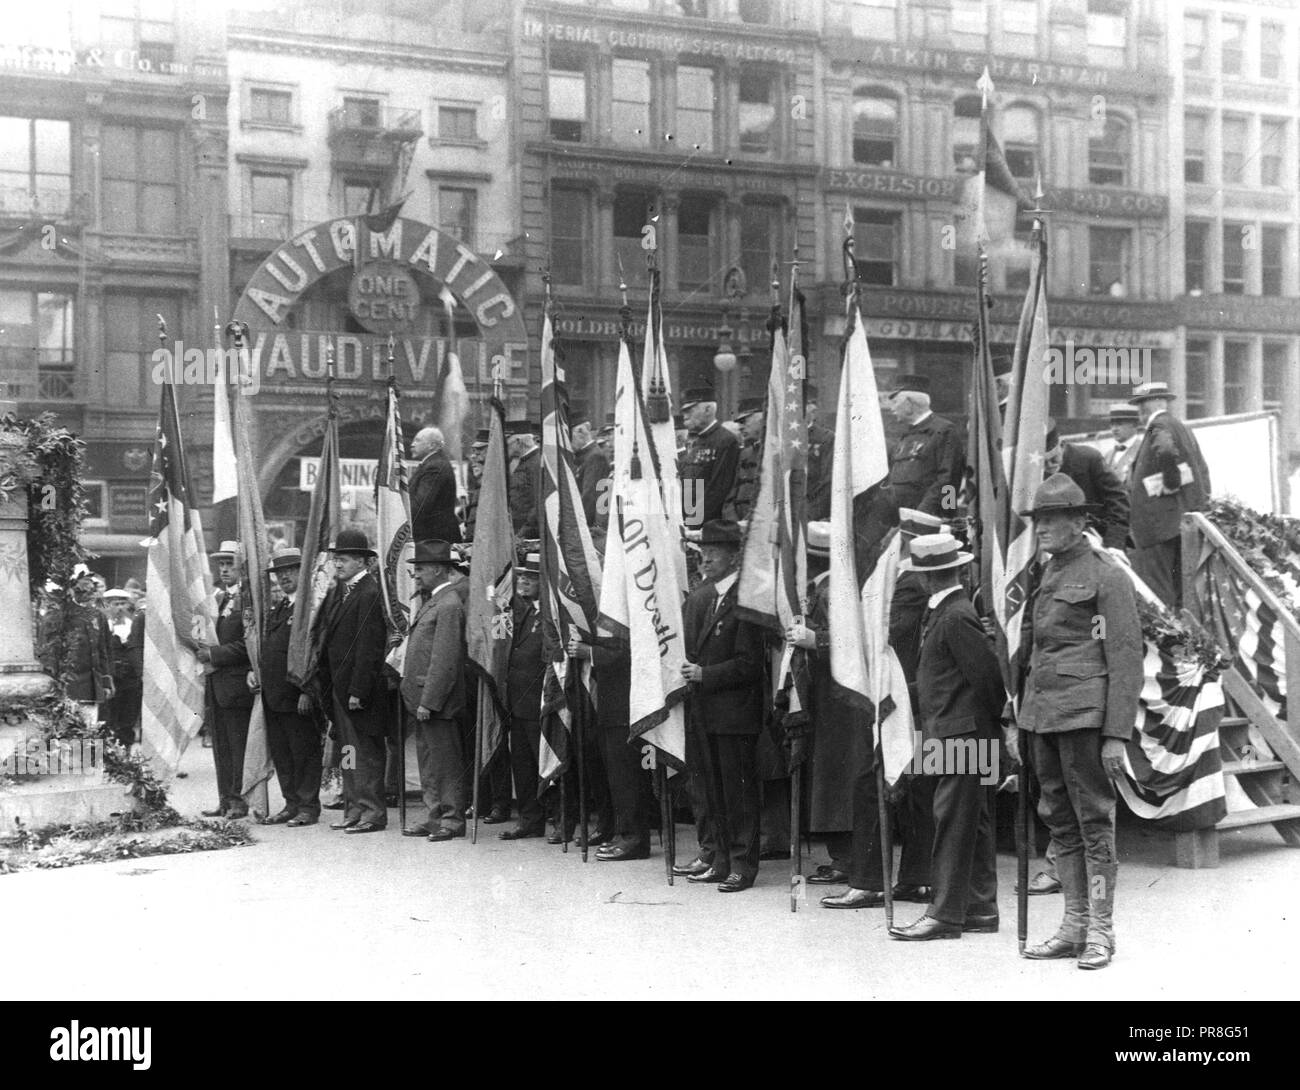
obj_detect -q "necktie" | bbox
[217,589,229,613]
[342,581,354,602]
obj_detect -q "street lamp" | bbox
[713,265,747,374]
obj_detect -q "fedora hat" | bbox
[517,551,541,576]
[1129,381,1175,404]
[807,520,831,558]
[1019,472,1101,518]
[267,548,302,572]
[698,518,742,548]
[898,507,945,539]
[210,541,239,561]
[410,539,453,564]
[898,532,972,573]
[680,385,716,410]
[327,528,377,557]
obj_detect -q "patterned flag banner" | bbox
[376,379,414,674]
[828,305,914,784]
[953,101,1035,289]
[141,369,217,773]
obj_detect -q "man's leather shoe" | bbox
[546,829,573,845]
[596,841,649,862]
[329,818,359,831]
[1027,871,1062,895]
[322,798,345,811]
[889,915,962,941]
[482,806,509,825]
[402,824,433,837]
[821,888,884,909]
[807,866,849,885]
[758,848,788,861]
[345,821,385,834]
[263,810,294,825]
[225,807,249,820]
[286,814,316,827]
[718,873,754,892]
[1023,935,1086,960]
[1077,943,1113,970]
[201,806,225,817]
[962,913,1000,934]
[892,883,933,903]
[427,828,465,842]
[672,857,710,877]
[499,826,544,840]
[687,866,725,884]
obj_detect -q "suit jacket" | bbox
[510,446,541,537]
[505,596,545,721]
[260,597,305,714]
[1128,412,1211,548]
[680,421,740,525]
[315,572,389,733]
[574,441,611,527]
[1060,442,1131,550]
[409,449,463,544]
[51,598,114,703]
[208,589,253,710]
[1105,436,1139,485]
[683,579,763,734]
[108,613,145,690]
[889,570,929,691]
[806,423,835,520]
[915,589,1005,741]
[400,582,466,718]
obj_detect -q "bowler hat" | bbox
[210,541,239,561]
[1129,381,1175,404]
[327,528,377,557]
[898,507,945,538]
[698,519,742,548]
[410,539,453,564]
[891,373,931,396]
[898,532,973,573]
[807,520,831,558]
[569,405,591,428]
[1019,472,1101,518]
[268,548,302,572]
[680,386,716,410]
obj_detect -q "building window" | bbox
[438,187,476,248]
[850,0,896,39]
[1002,104,1039,180]
[105,292,178,409]
[1223,341,1249,414]
[737,0,772,24]
[1263,342,1286,410]
[950,0,987,49]
[342,181,377,216]
[1222,115,1248,186]
[1183,13,1207,72]
[1222,223,1246,294]
[550,187,588,286]
[953,95,982,174]
[101,0,174,68]
[438,105,477,141]
[103,124,178,235]
[1221,17,1245,78]
[853,88,897,167]
[1185,220,1208,294]
[548,55,587,143]
[852,207,898,286]
[249,88,293,126]
[1088,117,1128,186]
[1261,226,1285,296]
[738,69,777,156]
[740,204,779,298]
[341,96,382,129]
[0,116,71,219]
[1089,227,1129,295]
[1001,0,1039,55]
[1184,113,1207,183]
[676,195,715,292]
[1085,0,1127,67]
[676,1,710,17]
[1261,22,1284,80]
[82,481,107,526]
[676,66,716,153]
[0,290,75,401]
[250,172,291,238]
[1260,119,1285,187]
[614,189,653,287]
[1184,339,1208,419]
[611,58,651,147]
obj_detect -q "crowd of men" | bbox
[43,370,1210,970]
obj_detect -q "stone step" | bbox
[1217,803,1300,831]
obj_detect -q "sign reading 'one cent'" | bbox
[348,262,421,333]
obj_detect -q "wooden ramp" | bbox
[1177,512,1300,866]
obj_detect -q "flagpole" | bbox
[383,335,408,835]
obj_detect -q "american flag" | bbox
[140,368,216,772]
[537,310,603,786]
[375,377,414,671]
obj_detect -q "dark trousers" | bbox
[104,685,141,748]
[210,703,251,814]
[685,723,718,865]
[558,715,613,836]
[927,773,998,925]
[333,697,386,826]
[601,726,649,848]
[698,732,760,882]
[458,711,512,812]
[508,717,545,832]
[1130,537,1181,609]
[412,712,466,833]
[760,777,791,854]
[848,763,934,891]
[265,706,324,819]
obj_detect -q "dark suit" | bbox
[592,638,648,849]
[887,413,964,517]
[1059,443,1130,550]
[316,572,390,826]
[506,596,547,831]
[104,613,144,747]
[261,596,323,820]
[1128,411,1211,607]
[574,441,611,528]
[683,577,765,881]
[510,446,541,538]
[914,587,1005,925]
[806,423,835,520]
[408,449,462,544]
[680,420,740,527]
[207,587,253,814]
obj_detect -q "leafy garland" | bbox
[1207,498,1300,625]
[1,813,253,873]
[0,409,89,591]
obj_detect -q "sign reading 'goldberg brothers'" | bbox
[232,217,529,392]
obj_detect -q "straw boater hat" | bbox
[267,548,302,573]
[1019,472,1101,518]
[1129,381,1175,405]
[807,520,831,558]
[327,528,377,558]
[102,588,132,602]
[899,531,973,573]
[898,507,945,539]
[698,518,742,548]
[517,552,541,576]
[409,539,453,564]
[210,540,240,561]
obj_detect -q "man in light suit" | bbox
[1103,404,1141,486]
[400,539,468,841]
[1126,381,1211,608]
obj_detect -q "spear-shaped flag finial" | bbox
[977,66,994,110]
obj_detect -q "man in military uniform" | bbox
[679,386,740,529]
[1043,422,1130,550]
[39,564,113,729]
[1104,405,1141,486]
[804,383,835,520]
[507,421,541,540]
[1017,473,1142,970]
[886,374,965,518]
[724,397,764,522]
[500,554,547,841]
[196,543,252,819]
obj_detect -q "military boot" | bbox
[1023,841,1089,959]
[1079,859,1117,970]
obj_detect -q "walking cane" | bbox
[471,688,484,845]
[574,661,588,862]
[658,762,674,886]
[1016,733,1031,956]
[790,760,802,913]
[395,689,406,832]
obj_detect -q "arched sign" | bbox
[232,217,529,394]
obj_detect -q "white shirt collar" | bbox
[1145,408,1167,428]
[713,571,738,599]
[345,570,366,588]
[927,584,963,610]
[912,410,933,427]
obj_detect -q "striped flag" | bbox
[537,311,603,786]
[828,304,914,785]
[466,394,515,768]
[140,366,217,772]
[438,287,470,467]
[375,378,414,673]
